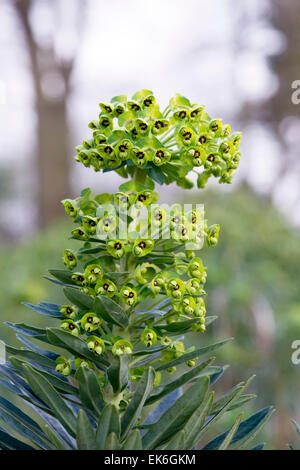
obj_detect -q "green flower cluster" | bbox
[55,183,219,380]
[74,89,242,188]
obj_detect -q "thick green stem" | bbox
[134,167,148,184]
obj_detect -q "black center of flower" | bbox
[102,119,109,127]
[96,155,104,161]
[183,131,192,140]
[114,242,122,250]
[103,218,111,226]
[192,216,196,223]
[137,152,145,159]
[104,146,112,154]
[156,150,164,158]
[154,280,158,286]
[138,194,147,201]
[178,110,186,118]
[128,292,134,298]
[89,220,96,226]
[139,123,147,130]
[191,110,198,118]
[119,145,126,152]
[95,341,99,346]
[199,136,206,144]
[212,124,218,131]
[132,128,138,136]
[139,241,146,248]
[144,98,152,106]
[66,307,72,313]
[87,317,93,323]
[194,150,200,158]
[155,121,163,129]
[68,255,73,260]
[173,216,180,223]
[132,104,140,111]
[69,324,75,330]
[182,228,188,235]
[208,154,215,162]
[103,283,109,290]
[174,284,179,290]
[155,213,162,220]
[78,275,84,282]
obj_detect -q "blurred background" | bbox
[0,0,300,449]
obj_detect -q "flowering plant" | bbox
[0,91,273,450]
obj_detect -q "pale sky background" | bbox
[0,0,298,236]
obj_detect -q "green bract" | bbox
[0,90,274,451]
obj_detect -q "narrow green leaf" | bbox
[76,366,105,416]
[105,432,120,450]
[163,430,185,450]
[47,328,109,367]
[121,367,155,439]
[0,427,35,450]
[219,413,243,450]
[107,355,130,393]
[63,287,94,311]
[48,270,77,286]
[94,296,128,328]
[96,404,120,449]
[145,357,215,406]
[0,396,52,449]
[76,410,98,450]
[237,407,275,449]
[156,338,233,371]
[142,376,210,449]
[23,364,77,437]
[183,391,214,450]
[5,345,57,370]
[44,424,71,450]
[121,429,142,450]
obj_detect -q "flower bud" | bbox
[74,358,90,369]
[206,224,220,247]
[167,367,176,374]
[189,105,204,121]
[166,278,185,300]
[219,140,234,160]
[151,119,169,135]
[186,359,196,367]
[81,313,102,332]
[60,305,77,319]
[135,190,153,208]
[141,328,157,347]
[98,214,117,234]
[99,102,114,115]
[112,339,133,356]
[71,228,90,241]
[56,357,72,376]
[177,126,196,146]
[113,102,126,117]
[185,278,204,295]
[90,149,106,171]
[135,263,159,285]
[151,148,171,166]
[133,238,155,257]
[150,205,167,228]
[209,119,223,136]
[71,272,86,286]
[62,199,78,219]
[187,258,207,283]
[86,336,105,355]
[60,319,80,336]
[173,108,189,122]
[192,323,206,333]
[194,297,206,318]
[77,149,91,167]
[95,278,117,297]
[180,295,196,315]
[131,147,149,167]
[106,239,125,258]
[120,285,137,306]
[229,132,242,149]
[221,123,231,138]
[127,100,142,114]
[98,114,113,130]
[135,118,150,137]
[82,215,98,235]
[63,249,77,270]
[185,147,206,166]
[115,139,133,160]
[93,131,107,146]
[150,273,166,295]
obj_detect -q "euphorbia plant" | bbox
[0,90,274,450]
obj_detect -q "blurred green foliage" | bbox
[0,185,299,448]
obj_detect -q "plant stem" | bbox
[134,167,148,185]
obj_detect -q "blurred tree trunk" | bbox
[14,0,76,227]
